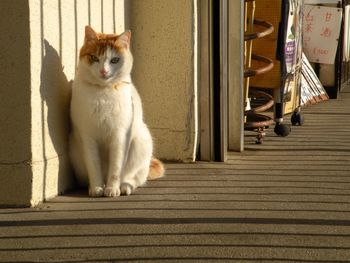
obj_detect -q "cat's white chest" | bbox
[72,83,133,139]
[93,88,131,127]
[92,91,126,120]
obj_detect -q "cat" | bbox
[69,25,164,197]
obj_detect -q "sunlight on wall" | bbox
[0,0,199,207]
[29,0,125,206]
[128,0,198,162]
[0,0,125,207]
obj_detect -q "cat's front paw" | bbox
[89,186,104,197]
[120,183,133,196]
[104,186,121,197]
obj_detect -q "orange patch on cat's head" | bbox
[79,26,131,63]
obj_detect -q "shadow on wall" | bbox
[40,40,74,197]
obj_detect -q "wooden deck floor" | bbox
[1,89,350,262]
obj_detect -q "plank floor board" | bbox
[0,88,350,262]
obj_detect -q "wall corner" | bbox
[0,0,33,207]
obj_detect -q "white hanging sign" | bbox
[302,5,342,64]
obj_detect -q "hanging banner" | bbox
[282,0,304,114]
[302,5,342,64]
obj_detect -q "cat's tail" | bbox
[147,158,165,180]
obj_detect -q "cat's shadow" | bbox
[40,40,75,196]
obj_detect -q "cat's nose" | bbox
[100,68,109,77]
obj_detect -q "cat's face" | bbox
[78,26,133,85]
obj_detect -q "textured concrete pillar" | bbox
[1,0,198,206]
[127,0,199,162]
[0,1,32,206]
[0,0,125,207]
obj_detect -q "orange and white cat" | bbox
[69,26,164,197]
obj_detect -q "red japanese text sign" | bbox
[303,5,342,64]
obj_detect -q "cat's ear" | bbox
[85,25,97,42]
[117,30,131,48]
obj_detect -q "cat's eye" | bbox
[90,54,99,62]
[110,57,120,64]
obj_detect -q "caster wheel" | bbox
[274,123,291,137]
[291,111,304,126]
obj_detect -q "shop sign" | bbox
[302,5,342,64]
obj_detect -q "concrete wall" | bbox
[0,0,199,206]
[29,0,125,206]
[126,0,199,162]
[0,0,32,206]
[0,0,125,207]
